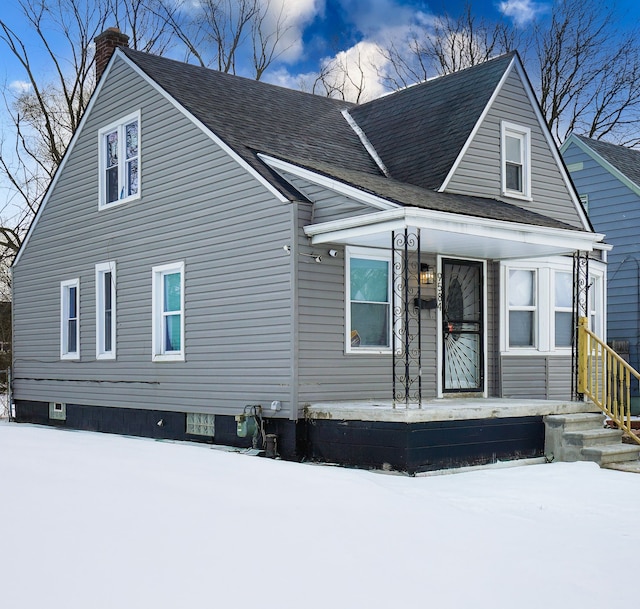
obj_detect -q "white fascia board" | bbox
[258,153,398,211]
[13,52,117,267]
[510,61,592,231]
[304,206,604,252]
[560,133,640,198]
[440,56,515,193]
[119,51,289,204]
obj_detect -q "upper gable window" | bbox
[501,122,531,200]
[99,111,140,208]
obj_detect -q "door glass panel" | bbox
[443,261,483,392]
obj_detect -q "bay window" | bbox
[502,259,604,353]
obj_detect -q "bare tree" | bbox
[378,3,519,89]
[309,45,370,103]
[147,0,294,79]
[532,0,640,145]
[378,0,640,146]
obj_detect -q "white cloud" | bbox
[499,0,548,27]
[261,0,324,64]
[9,80,32,94]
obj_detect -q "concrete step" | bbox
[581,443,640,466]
[545,413,605,432]
[563,428,624,447]
[603,460,640,473]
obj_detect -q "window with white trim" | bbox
[99,111,140,208]
[501,122,531,199]
[346,247,391,353]
[502,258,605,354]
[96,261,116,359]
[507,269,536,348]
[553,271,573,348]
[152,262,184,362]
[61,278,80,360]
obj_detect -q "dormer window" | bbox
[99,111,140,208]
[501,121,531,200]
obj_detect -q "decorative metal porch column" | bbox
[391,229,423,408]
[572,250,590,400]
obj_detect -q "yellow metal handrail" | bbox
[578,317,640,445]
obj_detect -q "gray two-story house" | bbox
[11,29,605,472]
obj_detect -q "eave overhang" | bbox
[304,207,604,260]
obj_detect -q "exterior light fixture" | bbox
[420,263,435,285]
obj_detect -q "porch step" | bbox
[544,412,640,468]
[545,413,605,432]
[602,460,640,473]
[581,444,640,466]
[563,428,624,447]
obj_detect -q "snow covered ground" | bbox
[2,420,639,609]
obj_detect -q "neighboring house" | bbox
[561,134,640,407]
[12,29,605,473]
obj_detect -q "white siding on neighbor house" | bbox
[446,69,584,229]
[12,56,295,418]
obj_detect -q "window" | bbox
[96,262,116,359]
[152,262,184,362]
[501,259,605,354]
[508,269,536,347]
[554,271,573,348]
[49,402,66,421]
[346,247,391,353]
[579,193,589,213]
[61,278,80,360]
[99,111,140,208]
[186,413,215,437]
[501,122,531,199]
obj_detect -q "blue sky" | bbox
[2,0,640,90]
[1,0,639,217]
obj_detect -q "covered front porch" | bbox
[305,206,606,405]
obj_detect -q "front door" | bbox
[442,259,484,393]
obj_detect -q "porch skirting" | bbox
[13,399,597,474]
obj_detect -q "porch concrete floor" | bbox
[305,398,599,423]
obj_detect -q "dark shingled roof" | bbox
[120,48,573,231]
[349,52,517,190]
[268,154,580,231]
[121,47,379,201]
[575,134,640,189]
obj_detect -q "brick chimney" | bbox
[94,27,130,82]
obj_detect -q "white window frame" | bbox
[552,270,573,349]
[152,261,185,362]
[506,267,538,350]
[501,121,531,201]
[500,257,605,355]
[60,278,80,360]
[345,246,392,355]
[96,261,116,360]
[98,110,141,209]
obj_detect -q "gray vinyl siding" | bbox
[563,142,640,370]
[500,355,572,400]
[276,169,375,223]
[446,69,584,229]
[296,201,391,406]
[12,56,295,417]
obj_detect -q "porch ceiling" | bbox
[304,208,604,260]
